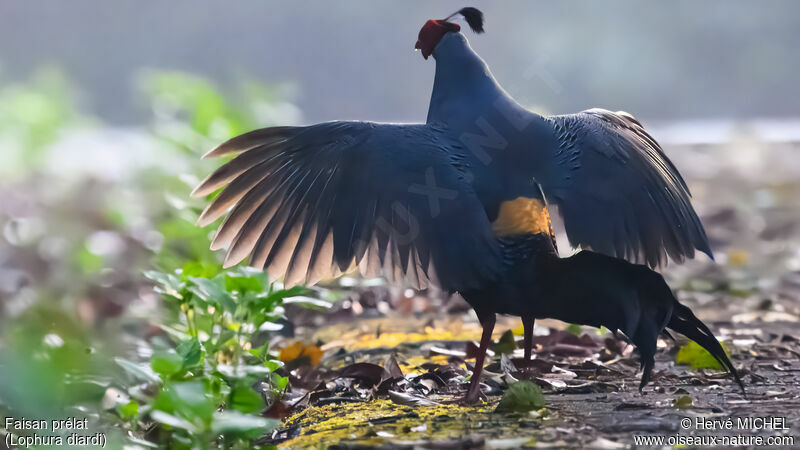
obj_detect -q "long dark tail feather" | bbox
[666,302,745,393]
[635,269,744,393]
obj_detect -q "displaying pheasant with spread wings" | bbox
[193,7,741,403]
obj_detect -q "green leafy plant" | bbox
[0,68,310,449]
[121,73,315,447]
[109,264,330,448]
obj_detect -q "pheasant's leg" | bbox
[522,315,534,361]
[464,312,496,403]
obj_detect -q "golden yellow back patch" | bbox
[491,197,552,237]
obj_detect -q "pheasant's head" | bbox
[415,7,484,60]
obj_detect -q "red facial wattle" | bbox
[415,19,461,59]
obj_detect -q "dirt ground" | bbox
[261,314,798,449]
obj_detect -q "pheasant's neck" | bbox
[425,34,523,127]
[425,34,553,204]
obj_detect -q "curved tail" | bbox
[665,301,744,391]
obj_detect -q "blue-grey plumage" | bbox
[194,8,741,403]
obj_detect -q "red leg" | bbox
[522,315,534,361]
[464,312,496,403]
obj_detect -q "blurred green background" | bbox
[1,1,799,449]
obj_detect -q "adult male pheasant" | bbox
[193,7,742,402]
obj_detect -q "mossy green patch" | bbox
[495,381,545,413]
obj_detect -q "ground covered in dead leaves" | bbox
[258,313,799,449]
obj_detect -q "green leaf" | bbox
[206,375,229,399]
[117,401,139,420]
[282,296,332,310]
[225,273,265,294]
[264,285,311,306]
[151,349,184,376]
[192,313,215,335]
[495,381,545,413]
[211,411,279,435]
[153,381,217,427]
[216,329,236,348]
[272,374,289,392]
[115,357,161,384]
[230,384,265,414]
[182,261,219,280]
[676,341,727,370]
[492,329,517,355]
[62,376,109,404]
[151,410,198,433]
[177,338,203,367]
[144,270,184,299]
[158,324,192,342]
[566,323,582,336]
[216,364,271,378]
[190,276,236,312]
[263,360,283,372]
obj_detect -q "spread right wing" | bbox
[536,109,712,267]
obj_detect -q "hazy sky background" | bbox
[2,1,798,124]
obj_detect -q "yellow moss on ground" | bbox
[314,316,571,353]
[325,326,483,351]
[280,399,503,449]
[273,316,579,448]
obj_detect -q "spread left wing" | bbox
[191,121,503,290]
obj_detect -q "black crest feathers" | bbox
[446,7,484,33]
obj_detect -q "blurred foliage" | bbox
[0,69,325,448]
[139,70,280,156]
[0,67,92,175]
[138,70,285,273]
[0,304,105,417]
